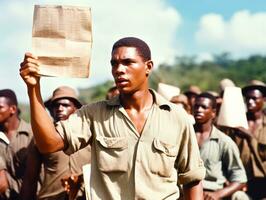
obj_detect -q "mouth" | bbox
[194,113,203,118]
[115,78,129,86]
[56,113,65,119]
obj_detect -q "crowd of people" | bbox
[0,37,265,200]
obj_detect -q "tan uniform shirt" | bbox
[34,144,91,200]
[0,119,33,199]
[230,114,266,178]
[56,90,205,200]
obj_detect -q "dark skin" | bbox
[230,89,266,140]
[0,97,20,195]
[193,97,246,200]
[111,47,153,134]
[245,89,265,137]
[20,47,203,199]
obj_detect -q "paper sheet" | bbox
[32,5,92,78]
[217,86,248,129]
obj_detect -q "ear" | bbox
[9,105,17,115]
[211,108,217,119]
[145,60,153,76]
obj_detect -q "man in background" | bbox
[21,86,91,200]
[193,92,248,200]
[0,89,33,200]
[234,81,266,199]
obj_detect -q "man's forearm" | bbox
[28,84,64,153]
[214,182,246,198]
[183,181,204,200]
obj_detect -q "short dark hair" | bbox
[112,37,151,61]
[195,92,217,109]
[0,89,18,106]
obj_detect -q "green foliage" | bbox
[19,103,31,122]
[149,53,266,93]
[78,80,115,104]
[18,53,266,120]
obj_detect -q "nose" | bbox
[57,104,64,111]
[114,63,126,75]
[247,98,254,105]
[195,106,204,113]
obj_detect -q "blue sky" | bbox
[166,0,266,55]
[1,0,266,103]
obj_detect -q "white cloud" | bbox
[195,10,266,57]
[0,0,181,103]
[196,52,214,63]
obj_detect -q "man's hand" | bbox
[19,53,40,87]
[203,191,220,200]
[0,170,9,194]
[61,174,83,200]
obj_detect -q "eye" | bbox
[122,59,134,65]
[110,60,118,67]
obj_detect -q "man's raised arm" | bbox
[19,53,64,153]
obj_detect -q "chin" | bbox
[118,87,132,94]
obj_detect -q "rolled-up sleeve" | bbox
[56,105,92,155]
[223,138,247,183]
[176,120,206,185]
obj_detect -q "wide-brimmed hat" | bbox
[45,86,82,109]
[184,85,201,96]
[219,78,235,93]
[157,83,180,101]
[242,80,266,97]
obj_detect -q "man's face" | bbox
[0,97,15,123]
[245,89,264,113]
[193,97,215,124]
[111,47,151,94]
[51,98,77,122]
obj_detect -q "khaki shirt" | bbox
[56,90,205,200]
[0,119,33,199]
[34,144,91,199]
[200,126,247,191]
[229,114,266,178]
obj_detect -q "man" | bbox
[20,86,90,200]
[0,89,33,199]
[229,81,266,199]
[20,37,205,199]
[193,93,248,200]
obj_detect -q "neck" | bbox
[194,120,213,134]
[0,115,20,138]
[247,110,263,121]
[120,88,153,111]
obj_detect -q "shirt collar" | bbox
[209,126,219,140]
[106,89,171,111]
[0,131,9,144]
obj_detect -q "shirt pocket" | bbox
[96,136,128,173]
[150,138,178,177]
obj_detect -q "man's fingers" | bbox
[20,58,40,68]
[20,63,40,76]
[24,52,38,60]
